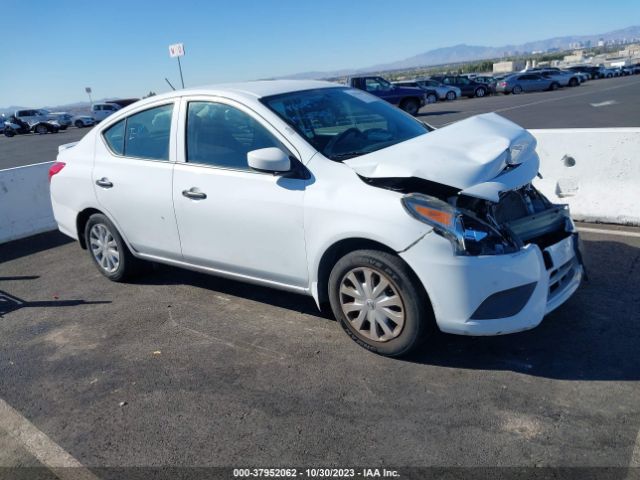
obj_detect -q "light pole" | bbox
[85,87,93,107]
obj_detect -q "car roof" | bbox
[163,80,340,101]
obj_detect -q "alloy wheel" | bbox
[89,223,120,273]
[339,267,405,342]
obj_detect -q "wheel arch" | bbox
[313,237,431,310]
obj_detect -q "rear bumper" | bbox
[400,232,583,336]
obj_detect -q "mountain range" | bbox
[282,25,640,79]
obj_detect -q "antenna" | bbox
[165,78,176,91]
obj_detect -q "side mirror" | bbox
[247,147,291,173]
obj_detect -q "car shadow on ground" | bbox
[418,110,461,117]
[0,231,72,264]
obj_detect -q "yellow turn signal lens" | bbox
[415,205,454,227]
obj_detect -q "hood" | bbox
[344,113,540,202]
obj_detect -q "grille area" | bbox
[548,257,577,301]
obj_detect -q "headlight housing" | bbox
[401,193,519,256]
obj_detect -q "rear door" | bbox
[92,101,182,259]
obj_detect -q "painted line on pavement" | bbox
[590,100,617,107]
[578,227,640,238]
[0,398,99,480]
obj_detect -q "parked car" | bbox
[14,108,49,125]
[469,75,497,93]
[528,69,581,88]
[430,75,489,98]
[74,116,97,128]
[602,68,621,78]
[46,112,73,130]
[91,103,121,122]
[4,114,59,137]
[394,79,460,101]
[567,65,605,79]
[49,80,583,357]
[495,73,554,94]
[348,76,430,115]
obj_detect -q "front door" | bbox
[172,99,309,289]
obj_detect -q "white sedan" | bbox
[49,80,583,356]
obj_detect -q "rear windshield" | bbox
[261,87,428,161]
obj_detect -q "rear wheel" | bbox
[569,77,579,87]
[4,128,15,138]
[400,98,419,116]
[75,120,84,128]
[512,85,523,94]
[85,213,142,282]
[426,93,437,104]
[445,91,456,101]
[550,82,559,91]
[328,249,431,357]
[35,124,48,134]
[475,87,486,98]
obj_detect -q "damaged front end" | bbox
[363,175,575,259]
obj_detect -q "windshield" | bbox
[261,87,429,160]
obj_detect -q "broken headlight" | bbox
[402,193,519,256]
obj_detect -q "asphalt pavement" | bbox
[0,225,639,477]
[419,74,640,128]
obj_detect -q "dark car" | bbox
[348,76,429,115]
[567,65,605,79]
[430,75,490,98]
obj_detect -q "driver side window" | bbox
[186,101,285,170]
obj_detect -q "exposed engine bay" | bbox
[362,175,574,255]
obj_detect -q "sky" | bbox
[2,0,639,107]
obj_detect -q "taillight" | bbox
[498,81,507,87]
[48,162,66,183]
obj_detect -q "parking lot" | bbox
[1,73,640,479]
[1,222,639,476]
[420,74,640,128]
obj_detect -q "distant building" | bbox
[492,60,525,73]
[597,39,605,47]
[563,50,585,64]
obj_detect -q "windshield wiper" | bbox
[330,151,368,160]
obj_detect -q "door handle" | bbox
[96,177,113,188]
[182,188,207,200]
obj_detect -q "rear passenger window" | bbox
[102,104,173,160]
[103,120,125,155]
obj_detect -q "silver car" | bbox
[495,73,553,94]
[395,79,461,101]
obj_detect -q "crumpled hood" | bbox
[344,113,540,202]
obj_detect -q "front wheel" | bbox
[75,120,84,128]
[550,82,559,91]
[4,128,15,137]
[445,91,456,101]
[400,98,419,116]
[35,124,48,134]
[512,85,523,94]
[426,93,437,104]
[328,250,431,357]
[85,213,142,282]
[475,87,486,98]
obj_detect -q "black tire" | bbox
[569,78,579,87]
[328,249,431,357]
[75,120,84,128]
[512,85,523,94]
[84,213,142,282]
[60,125,68,131]
[400,98,419,116]
[550,82,559,91]
[475,87,486,98]
[4,128,15,138]
[445,91,456,101]
[426,93,437,104]
[35,124,48,134]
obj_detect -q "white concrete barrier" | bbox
[0,162,56,244]
[531,128,640,226]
